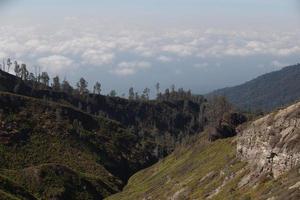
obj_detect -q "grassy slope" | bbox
[107,134,300,200]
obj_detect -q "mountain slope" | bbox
[208,64,300,112]
[0,69,213,199]
[107,101,300,200]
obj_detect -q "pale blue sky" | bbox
[0,0,299,95]
[3,0,299,26]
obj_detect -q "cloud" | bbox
[276,46,300,56]
[162,44,196,57]
[110,61,151,76]
[157,55,173,62]
[0,20,299,78]
[37,55,74,74]
[271,60,289,69]
[81,50,115,66]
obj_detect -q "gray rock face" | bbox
[237,102,300,178]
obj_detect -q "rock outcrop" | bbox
[237,101,300,178]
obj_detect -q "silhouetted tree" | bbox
[40,72,50,86]
[14,61,20,77]
[93,82,101,95]
[207,96,233,126]
[142,87,150,100]
[52,76,60,91]
[165,88,170,100]
[20,64,29,80]
[61,79,73,94]
[7,58,12,72]
[77,77,88,95]
[156,82,160,96]
[109,90,117,97]
[135,92,140,100]
[128,87,135,100]
[28,73,36,82]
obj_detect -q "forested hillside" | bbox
[0,67,234,199]
[209,64,300,112]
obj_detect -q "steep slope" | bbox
[208,64,300,112]
[107,101,300,200]
[0,70,238,199]
[237,101,300,179]
[0,92,135,199]
[1,164,117,200]
[0,88,209,199]
[0,174,37,200]
[0,70,207,158]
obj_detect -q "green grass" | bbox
[107,135,300,200]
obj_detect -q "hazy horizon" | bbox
[0,0,299,95]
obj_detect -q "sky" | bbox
[0,0,299,96]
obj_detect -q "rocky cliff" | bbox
[237,102,300,179]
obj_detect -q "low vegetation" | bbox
[107,133,300,200]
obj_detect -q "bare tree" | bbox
[40,72,50,86]
[93,82,101,95]
[14,61,20,77]
[7,58,12,73]
[165,88,170,101]
[28,73,36,82]
[142,87,150,100]
[61,79,73,94]
[128,87,135,100]
[156,82,160,94]
[76,77,88,95]
[52,76,60,91]
[20,64,29,80]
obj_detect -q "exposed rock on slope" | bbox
[237,101,300,178]
[107,101,300,200]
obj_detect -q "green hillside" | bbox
[107,134,300,200]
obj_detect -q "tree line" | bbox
[0,58,202,102]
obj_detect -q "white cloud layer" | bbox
[0,20,299,77]
[38,55,74,74]
[111,61,151,76]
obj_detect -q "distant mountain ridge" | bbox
[208,63,300,112]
